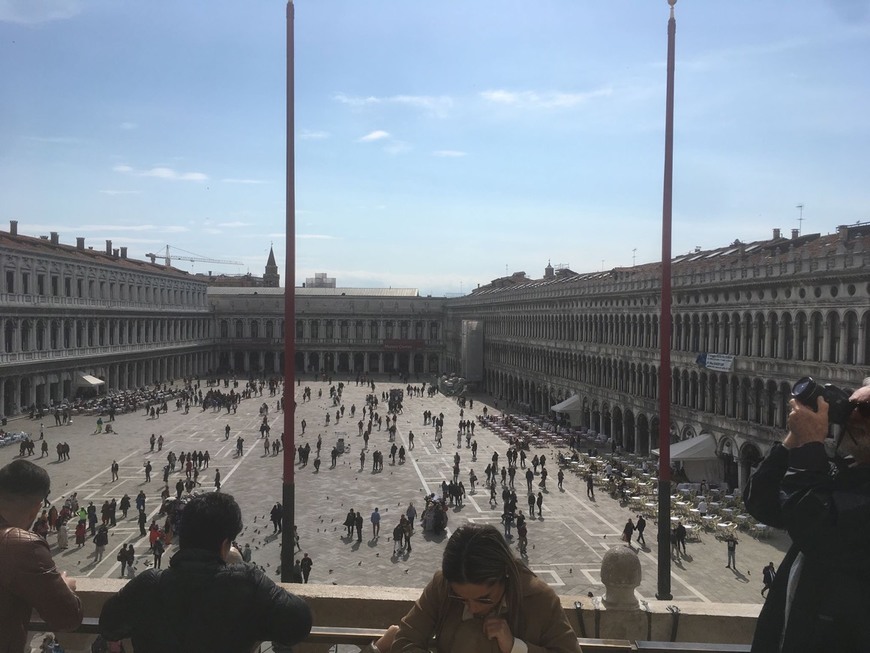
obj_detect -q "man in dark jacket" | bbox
[99,492,312,652]
[745,382,870,652]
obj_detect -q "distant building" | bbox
[263,246,280,288]
[4,218,870,493]
[0,220,210,413]
[305,272,336,289]
[198,246,281,288]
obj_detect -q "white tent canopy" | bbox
[551,395,582,413]
[76,374,105,387]
[652,434,721,485]
[651,433,717,461]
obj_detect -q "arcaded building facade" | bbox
[208,287,446,376]
[5,218,870,491]
[444,224,870,489]
[0,222,211,417]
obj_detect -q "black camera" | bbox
[791,377,856,428]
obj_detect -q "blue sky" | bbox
[1,1,868,296]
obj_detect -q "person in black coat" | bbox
[745,383,870,652]
[99,493,311,653]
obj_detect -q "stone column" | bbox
[837,320,847,364]
[859,323,867,366]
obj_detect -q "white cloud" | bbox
[334,93,453,117]
[433,150,467,157]
[99,190,142,195]
[163,226,191,233]
[299,129,330,140]
[202,228,222,235]
[358,130,390,143]
[298,234,336,240]
[0,0,83,24]
[218,221,253,228]
[119,122,137,130]
[222,178,268,184]
[114,164,208,182]
[480,88,612,109]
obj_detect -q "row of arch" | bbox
[483,308,870,366]
[2,316,210,354]
[3,262,206,307]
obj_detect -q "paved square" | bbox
[0,377,788,605]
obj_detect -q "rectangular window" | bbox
[51,276,59,296]
[21,272,30,294]
[5,270,13,293]
[37,274,46,295]
[64,277,71,297]
[77,279,83,297]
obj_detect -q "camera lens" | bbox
[792,377,815,400]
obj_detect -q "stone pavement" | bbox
[0,377,789,606]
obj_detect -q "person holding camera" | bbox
[745,378,870,652]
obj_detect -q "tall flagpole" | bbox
[656,0,677,601]
[281,0,297,583]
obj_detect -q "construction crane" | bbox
[145,245,243,267]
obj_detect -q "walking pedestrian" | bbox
[93,524,109,562]
[300,553,313,583]
[761,561,776,597]
[371,507,381,538]
[152,536,165,569]
[635,514,647,547]
[725,534,738,569]
[621,518,635,547]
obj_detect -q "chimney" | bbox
[105,239,112,255]
[9,220,18,236]
[50,232,59,245]
[772,228,781,239]
[838,225,849,240]
[76,237,85,249]
[120,247,127,259]
[791,229,800,240]
[113,248,119,257]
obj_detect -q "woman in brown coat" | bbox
[391,524,581,653]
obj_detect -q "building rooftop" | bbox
[207,287,420,297]
[0,223,198,281]
[468,223,870,296]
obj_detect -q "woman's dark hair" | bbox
[441,524,529,630]
[0,460,50,500]
[178,492,243,555]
